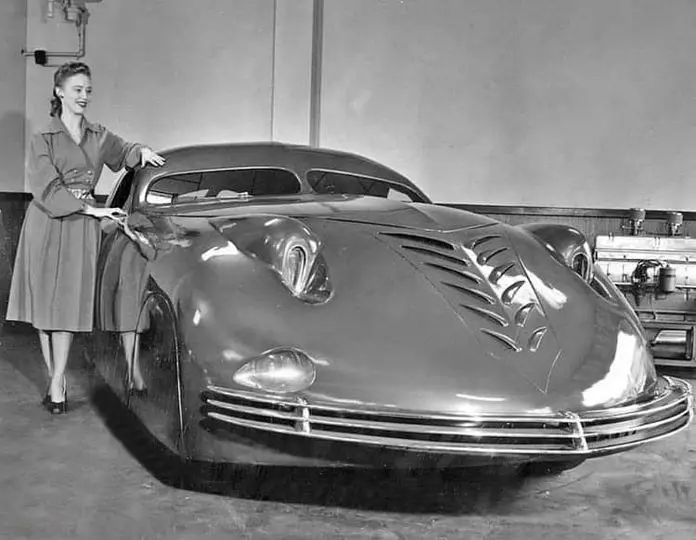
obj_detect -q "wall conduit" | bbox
[21,1,92,66]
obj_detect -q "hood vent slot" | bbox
[460,304,509,327]
[501,280,526,305]
[477,246,509,265]
[515,302,536,327]
[528,327,549,352]
[379,232,455,252]
[481,329,522,352]
[489,262,515,285]
[424,262,481,284]
[470,234,503,249]
[443,282,496,305]
[401,246,469,268]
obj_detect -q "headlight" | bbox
[521,224,594,283]
[570,250,592,282]
[282,245,308,293]
[233,348,317,393]
[211,215,334,304]
[569,243,594,283]
[278,241,332,304]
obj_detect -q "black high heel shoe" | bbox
[45,389,68,415]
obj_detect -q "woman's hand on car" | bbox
[83,206,127,222]
[141,147,166,167]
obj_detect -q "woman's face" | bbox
[56,73,92,116]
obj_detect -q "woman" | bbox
[6,61,165,414]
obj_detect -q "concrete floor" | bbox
[1,325,695,540]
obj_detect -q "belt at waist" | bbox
[66,187,96,204]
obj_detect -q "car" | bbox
[91,142,693,477]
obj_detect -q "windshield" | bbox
[307,170,424,203]
[144,168,302,205]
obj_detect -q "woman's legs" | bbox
[38,331,53,403]
[121,332,145,390]
[38,330,53,378]
[49,331,73,403]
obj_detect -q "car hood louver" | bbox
[376,225,578,395]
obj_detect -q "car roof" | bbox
[132,142,430,202]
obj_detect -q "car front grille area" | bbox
[199,377,693,456]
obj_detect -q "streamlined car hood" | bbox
[142,194,498,232]
[140,196,655,415]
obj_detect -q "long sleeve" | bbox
[27,133,85,218]
[102,129,144,172]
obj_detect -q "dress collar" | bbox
[41,115,101,135]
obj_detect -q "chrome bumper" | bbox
[200,376,693,457]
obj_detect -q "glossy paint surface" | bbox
[91,143,692,466]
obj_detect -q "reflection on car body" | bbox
[91,142,693,476]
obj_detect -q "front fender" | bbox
[519,223,594,282]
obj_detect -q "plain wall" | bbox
[0,0,27,192]
[320,0,696,209]
[17,1,696,209]
[25,0,278,195]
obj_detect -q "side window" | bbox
[387,189,415,202]
[145,168,301,205]
[150,173,203,204]
[307,170,420,202]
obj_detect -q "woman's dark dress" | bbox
[6,116,142,332]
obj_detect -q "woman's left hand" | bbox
[141,147,166,167]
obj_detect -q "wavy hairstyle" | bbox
[50,62,92,117]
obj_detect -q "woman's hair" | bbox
[50,61,92,117]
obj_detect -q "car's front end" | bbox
[142,199,693,468]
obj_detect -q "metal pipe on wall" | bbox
[309,0,324,147]
[21,1,90,65]
[269,0,278,141]
[22,20,85,61]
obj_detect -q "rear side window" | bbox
[307,170,421,202]
[145,168,301,205]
